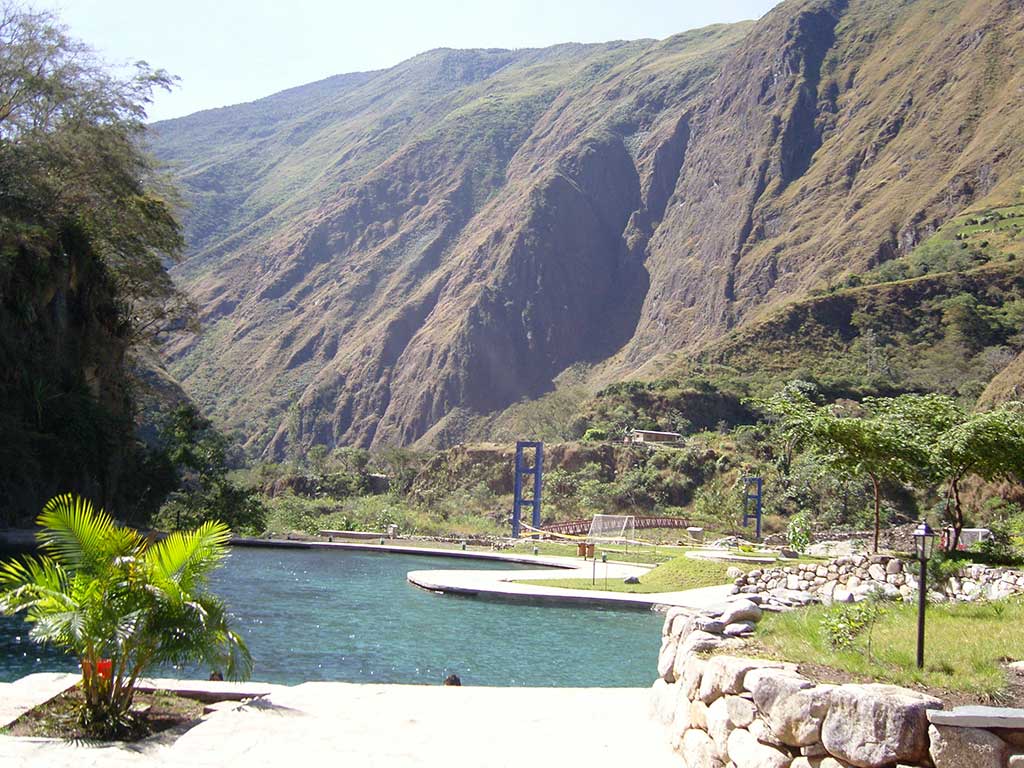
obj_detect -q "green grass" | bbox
[516,553,758,593]
[749,597,1024,701]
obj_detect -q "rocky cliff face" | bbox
[153,0,1024,456]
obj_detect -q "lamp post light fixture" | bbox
[913,520,937,670]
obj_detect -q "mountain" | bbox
[151,0,1024,458]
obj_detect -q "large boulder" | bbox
[748,669,832,747]
[657,636,677,681]
[650,678,679,725]
[689,699,710,730]
[719,599,763,625]
[679,630,724,660]
[680,728,725,768]
[680,655,706,700]
[725,695,757,728]
[700,656,782,703]
[928,724,1007,768]
[727,727,793,768]
[706,696,735,759]
[791,758,851,768]
[821,684,942,767]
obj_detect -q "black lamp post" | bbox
[913,520,937,670]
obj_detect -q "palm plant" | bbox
[0,493,251,737]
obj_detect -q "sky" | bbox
[37,1,782,123]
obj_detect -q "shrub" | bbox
[787,511,812,553]
[0,494,250,738]
[820,597,888,659]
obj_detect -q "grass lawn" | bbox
[504,538,689,564]
[748,597,1024,702]
[516,554,758,593]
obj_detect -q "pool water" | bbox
[0,547,663,686]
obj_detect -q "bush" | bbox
[581,427,609,442]
[787,511,812,553]
[819,597,888,658]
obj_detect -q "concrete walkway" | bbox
[0,673,80,729]
[0,683,676,767]
[408,559,734,610]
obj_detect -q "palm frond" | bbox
[145,521,230,590]
[36,493,127,573]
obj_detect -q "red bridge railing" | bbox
[540,516,691,535]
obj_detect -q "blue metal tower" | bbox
[742,476,763,540]
[511,441,543,538]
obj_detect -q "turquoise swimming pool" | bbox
[0,547,663,686]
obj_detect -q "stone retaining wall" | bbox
[733,554,1024,604]
[652,591,1024,767]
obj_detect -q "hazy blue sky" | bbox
[38,1,781,122]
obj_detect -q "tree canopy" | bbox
[0,1,194,341]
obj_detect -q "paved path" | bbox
[408,560,734,610]
[0,673,80,729]
[0,683,675,767]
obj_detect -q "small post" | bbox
[912,520,936,670]
[917,557,927,669]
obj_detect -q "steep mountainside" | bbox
[153,0,1024,457]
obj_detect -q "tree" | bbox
[155,405,267,533]
[0,2,194,341]
[754,387,922,552]
[931,404,1024,550]
[0,4,194,522]
[0,494,251,738]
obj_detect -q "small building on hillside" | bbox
[626,429,682,445]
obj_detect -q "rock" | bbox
[781,548,799,559]
[695,616,727,634]
[928,724,1006,768]
[727,727,793,768]
[821,684,942,767]
[690,699,709,730]
[727,566,744,579]
[787,574,801,590]
[867,563,887,582]
[680,728,724,768]
[679,630,723,659]
[700,656,782,703]
[749,718,786,747]
[680,655,707,700]
[663,606,687,635]
[724,695,757,728]
[657,636,677,681]
[791,760,850,768]
[799,742,828,757]
[886,559,903,574]
[670,613,696,639]
[748,669,829,747]
[623,575,641,584]
[724,621,756,637]
[719,599,763,626]
[671,694,693,738]
[650,678,679,725]
[706,697,735,758]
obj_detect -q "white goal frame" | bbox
[586,514,636,545]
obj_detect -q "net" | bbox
[586,514,636,545]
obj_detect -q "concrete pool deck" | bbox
[408,562,734,610]
[0,680,677,767]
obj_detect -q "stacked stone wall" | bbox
[653,602,1024,767]
[734,554,1024,604]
